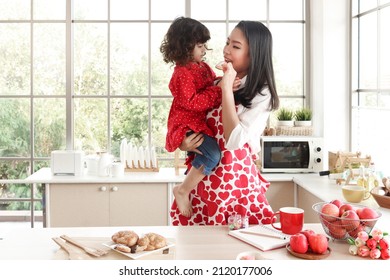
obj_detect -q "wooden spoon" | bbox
[52,237,87,260]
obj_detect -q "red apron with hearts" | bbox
[170,105,275,226]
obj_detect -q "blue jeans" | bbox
[189,132,221,176]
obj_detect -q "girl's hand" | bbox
[179,131,204,154]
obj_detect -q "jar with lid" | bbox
[98,151,111,177]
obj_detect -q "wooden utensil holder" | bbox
[124,160,159,172]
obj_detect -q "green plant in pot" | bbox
[294,108,312,127]
[276,107,294,127]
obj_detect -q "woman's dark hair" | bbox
[234,21,279,110]
[160,17,211,66]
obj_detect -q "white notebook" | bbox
[228,224,290,251]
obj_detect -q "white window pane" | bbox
[359,0,377,13]
[151,99,171,158]
[0,0,30,20]
[0,24,30,95]
[74,23,108,95]
[151,23,173,96]
[111,98,150,149]
[34,0,65,20]
[380,7,390,88]
[33,23,66,95]
[270,23,304,97]
[352,0,359,16]
[191,0,226,20]
[34,98,66,157]
[351,108,390,174]
[0,98,30,156]
[204,23,228,69]
[270,0,304,20]
[74,98,108,153]
[74,0,107,20]
[111,23,148,95]
[151,0,185,20]
[229,0,267,20]
[111,0,148,20]
[359,12,377,89]
[351,18,359,90]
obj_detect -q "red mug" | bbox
[271,207,304,235]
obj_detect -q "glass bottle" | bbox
[356,164,369,199]
[368,162,380,190]
[356,164,368,189]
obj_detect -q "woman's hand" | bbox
[219,62,237,93]
[179,131,204,154]
[233,77,241,91]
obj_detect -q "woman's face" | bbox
[223,27,250,78]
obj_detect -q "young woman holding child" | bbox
[170,20,280,226]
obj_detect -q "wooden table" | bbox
[0,224,365,260]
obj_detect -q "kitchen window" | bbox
[0,0,308,172]
[351,0,390,174]
[0,0,307,221]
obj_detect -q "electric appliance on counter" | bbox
[50,150,84,176]
[259,136,323,173]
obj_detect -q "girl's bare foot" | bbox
[173,185,193,217]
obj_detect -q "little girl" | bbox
[160,17,222,217]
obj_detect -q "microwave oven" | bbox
[259,136,324,173]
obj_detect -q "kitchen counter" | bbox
[25,167,187,184]
[2,169,390,261]
[24,168,390,228]
[0,224,376,260]
[292,173,390,228]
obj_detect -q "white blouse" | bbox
[224,76,271,158]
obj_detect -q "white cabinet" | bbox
[47,183,169,227]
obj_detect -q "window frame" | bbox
[0,0,309,175]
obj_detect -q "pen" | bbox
[240,230,289,240]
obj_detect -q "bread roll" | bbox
[137,233,167,251]
[111,230,139,247]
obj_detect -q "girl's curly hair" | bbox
[160,17,211,66]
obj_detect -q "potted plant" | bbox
[294,107,312,127]
[276,107,294,127]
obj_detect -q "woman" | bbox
[170,21,280,226]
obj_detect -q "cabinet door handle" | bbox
[100,186,107,191]
[111,186,119,192]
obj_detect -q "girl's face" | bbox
[223,27,250,78]
[192,43,207,63]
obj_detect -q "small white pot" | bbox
[294,120,312,127]
[277,120,294,127]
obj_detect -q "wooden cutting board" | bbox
[53,237,175,260]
